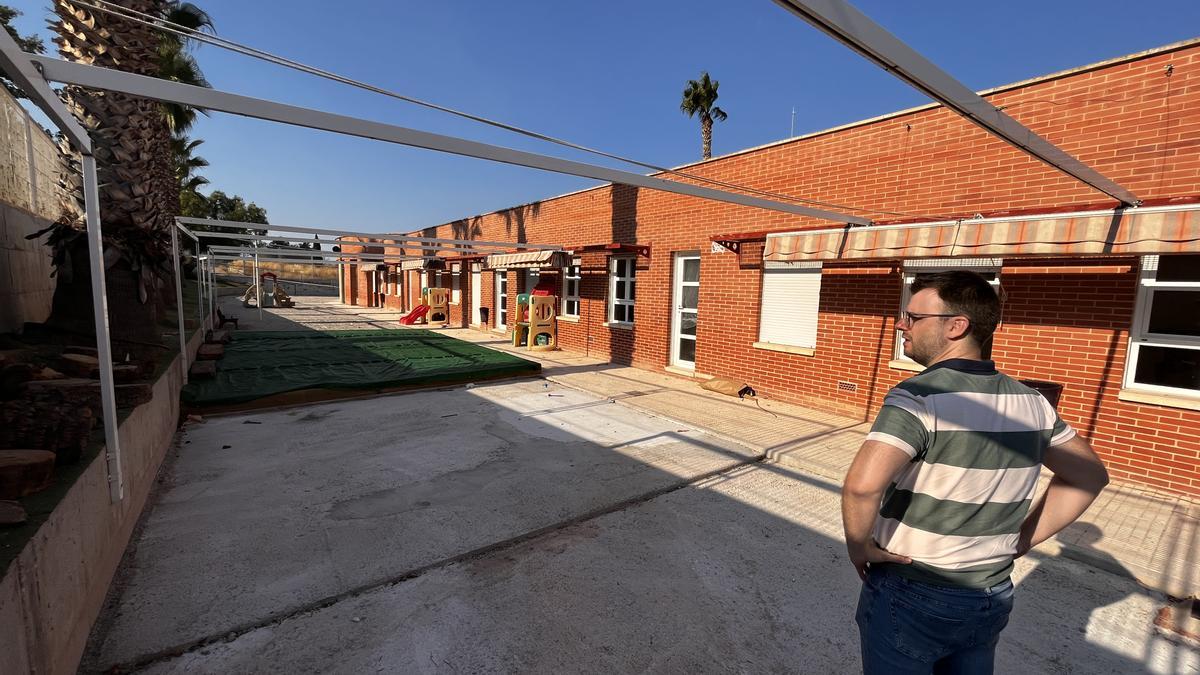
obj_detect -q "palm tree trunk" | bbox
[48,0,172,353]
[701,114,713,160]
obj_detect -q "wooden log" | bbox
[32,367,66,381]
[63,345,99,357]
[197,344,225,361]
[59,353,100,378]
[23,379,154,413]
[0,500,26,527]
[0,450,56,499]
[112,364,141,384]
[189,360,217,379]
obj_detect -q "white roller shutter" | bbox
[759,261,822,349]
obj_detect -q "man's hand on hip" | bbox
[848,541,912,582]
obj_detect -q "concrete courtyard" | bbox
[81,295,1200,673]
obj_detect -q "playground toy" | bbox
[257,272,296,308]
[241,271,297,309]
[426,287,449,324]
[398,287,448,326]
[512,286,558,351]
[399,304,429,325]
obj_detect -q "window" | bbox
[525,267,540,292]
[895,259,1002,362]
[563,258,581,317]
[609,257,636,324]
[1125,254,1200,397]
[450,263,461,304]
[759,261,822,349]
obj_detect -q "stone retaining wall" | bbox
[0,328,203,674]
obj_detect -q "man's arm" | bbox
[842,440,914,581]
[1017,434,1109,556]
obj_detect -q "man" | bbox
[843,270,1109,674]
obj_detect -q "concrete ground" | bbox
[82,294,1199,673]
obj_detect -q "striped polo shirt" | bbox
[866,358,1076,588]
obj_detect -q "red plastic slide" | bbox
[399,305,429,325]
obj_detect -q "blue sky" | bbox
[11,1,1200,233]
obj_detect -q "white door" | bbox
[670,254,700,369]
[471,263,482,325]
[495,269,508,331]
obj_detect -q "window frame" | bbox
[450,263,461,304]
[562,258,581,317]
[609,257,636,325]
[894,259,1002,363]
[1123,255,1200,398]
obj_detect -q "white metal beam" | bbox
[32,55,869,225]
[210,255,378,267]
[0,32,91,152]
[195,231,524,256]
[205,243,418,262]
[772,0,1139,206]
[178,217,563,251]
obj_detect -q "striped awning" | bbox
[764,204,1200,262]
[485,250,567,269]
[398,258,444,270]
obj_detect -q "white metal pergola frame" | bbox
[0,1,1142,505]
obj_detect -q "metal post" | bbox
[82,155,123,503]
[209,260,216,326]
[170,224,187,383]
[337,261,343,303]
[197,258,204,327]
[253,242,262,320]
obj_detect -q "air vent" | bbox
[837,381,858,392]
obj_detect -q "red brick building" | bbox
[342,39,1200,498]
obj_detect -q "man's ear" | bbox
[946,316,972,341]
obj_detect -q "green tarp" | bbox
[182,330,540,406]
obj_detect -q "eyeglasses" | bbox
[898,311,961,325]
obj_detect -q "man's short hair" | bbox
[909,270,1001,346]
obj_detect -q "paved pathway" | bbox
[222,294,1200,597]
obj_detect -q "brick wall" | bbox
[339,41,1200,496]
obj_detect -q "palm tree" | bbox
[156,3,213,235]
[48,0,213,347]
[680,72,728,160]
[172,134,209,197]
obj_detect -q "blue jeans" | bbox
[855,565,1014,674]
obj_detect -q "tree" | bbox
[49,0,178,347]
[180,189,269,248]
[41,1,218,350]
[155,3,213,233]
[0,5,45,99]
[172,134,209,199]
[680,72,728,160]
[157,2,214,135]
